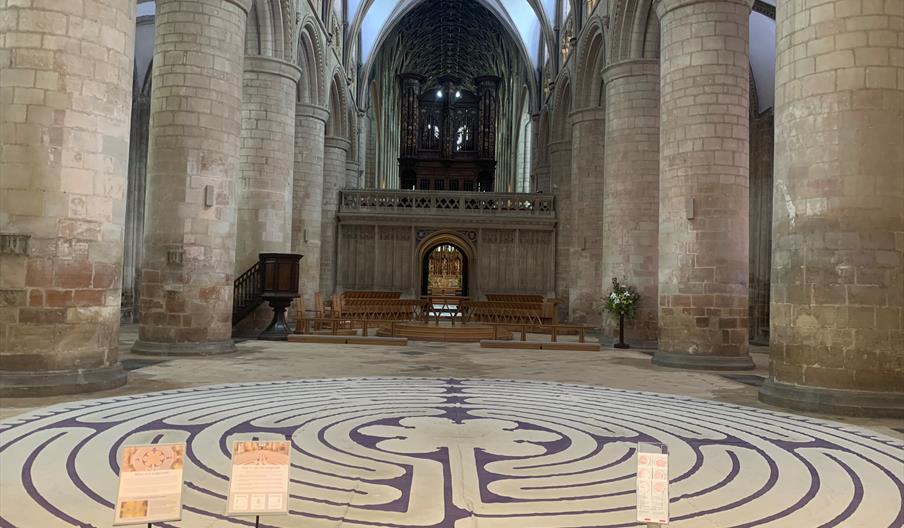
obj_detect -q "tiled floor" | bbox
[0,326,901,527]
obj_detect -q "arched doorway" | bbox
[421,243,468,296]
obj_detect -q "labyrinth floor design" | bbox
[1,378,902,527]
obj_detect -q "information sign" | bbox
[113,443,186,525]
[636,449,669,524]
[227,440,292,516]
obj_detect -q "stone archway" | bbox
[415,232,476,297]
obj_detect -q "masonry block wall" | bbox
[236,56,300,273]
[568,109,606,324]
[549,140,573,318]
[134,0,249,356]
[0,0,135,394]
[654,0,754,370]
[292,105,329,311]
[320,136,349,296]
[601,59,661,342]
[761,0,904,415]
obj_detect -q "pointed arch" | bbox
[296,18,326,107]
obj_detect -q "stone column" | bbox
[346,160,360,189]
[236,56,301,273]
[760,0,904,416]
[549,140,572,316]
[133,0,249,356]
[568,108,606,323]
[654,0,754,370]
[0,0,134,395]
[601,59,660,343]
[320,136,350,296]
[232,56,300,335]
[292,104,328,309]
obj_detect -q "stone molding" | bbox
[132,340,237,356]
[601,59,659,83]
[655,0,754,18]
[243,55,302,82]
[759,379,904,419]
[547,139,573,154]
[325,135,352,151]
[224,0,253,14]
[652,351,755,371]
[569,107,606,124]
[0,364,127,397]
[296,103,330,122]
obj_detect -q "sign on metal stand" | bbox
[636,442,669,526]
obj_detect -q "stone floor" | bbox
[1,325,902,527]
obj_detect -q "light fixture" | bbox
[455,90,461,98]
[436,89,443,98]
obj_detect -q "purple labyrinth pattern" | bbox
[0,378,902,527]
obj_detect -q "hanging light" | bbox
[455,90,461,98]
[436,89,443,98]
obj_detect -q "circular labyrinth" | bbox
[1,378,902,527]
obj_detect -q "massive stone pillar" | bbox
[654,0,754,369]
[133,0,249,356]
[568,108,606,323]
[320,136,350,296]
[601,59,660,342]
[0,0,134,394]
[292,104,328,309]
[760,0,904,416]
[549,140,572,315]
[236,56,301,273]
[232,56,300,334]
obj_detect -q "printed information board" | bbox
[227,440,291,516]
[113,443,185,525]
[636,450,669,524]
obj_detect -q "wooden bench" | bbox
[461,298,560,326]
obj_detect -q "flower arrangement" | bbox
[603,278,640,319]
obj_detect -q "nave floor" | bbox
[1,326,901,527]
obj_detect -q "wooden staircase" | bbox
[232,253,302,329]
[233,260,263,325]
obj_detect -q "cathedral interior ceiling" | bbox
[372,0,527,92]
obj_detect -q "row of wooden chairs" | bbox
[294,291,562,333]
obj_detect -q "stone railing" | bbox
[339,190,556,217]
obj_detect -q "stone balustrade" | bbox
[339,190,556,217]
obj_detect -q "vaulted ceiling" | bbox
[371,0,528,92]
[353,0,555,69]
